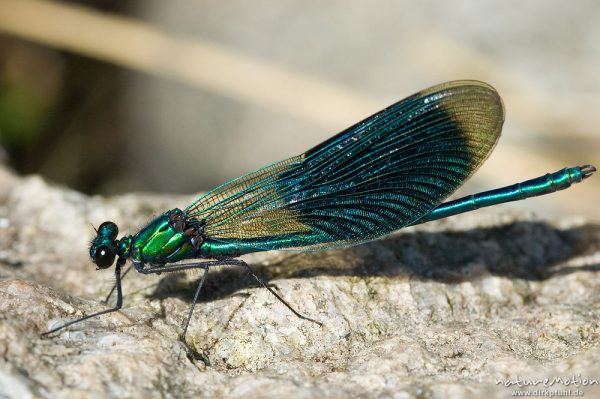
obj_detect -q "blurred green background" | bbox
[0,0,598,218]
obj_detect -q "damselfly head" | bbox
[89,221,119,269]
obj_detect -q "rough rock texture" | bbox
[1,168,599,398]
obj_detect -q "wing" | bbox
[185,80,504,252]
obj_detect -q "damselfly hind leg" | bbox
[228,260,323,327]
[138,258,321,361]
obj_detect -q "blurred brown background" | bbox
[0,0,598,218]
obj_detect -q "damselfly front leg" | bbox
[41,256,127,336]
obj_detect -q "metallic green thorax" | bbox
[116,209,201,265]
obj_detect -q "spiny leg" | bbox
[138,258,322,343]
[41,257,126,336]
[182,266,208,340]
[138,259,235,362]
[230,260,322,327]
[138,260,237,341]
[103,263,133,304]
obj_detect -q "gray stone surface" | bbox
[1,168,599,398]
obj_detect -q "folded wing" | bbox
[185,80,504,251]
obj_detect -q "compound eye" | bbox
[94,245,115,268]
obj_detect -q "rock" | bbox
[1,168,599,398]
